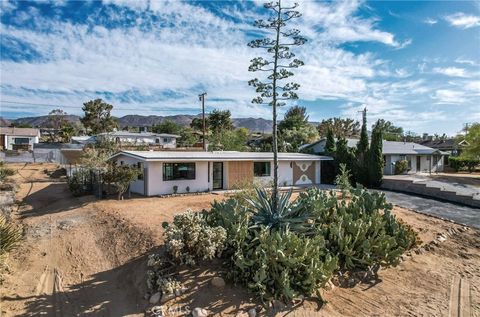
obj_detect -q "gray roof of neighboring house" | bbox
[110,151,333,162]
[0,127,40,136]
[304,138,446,155]
[97,131,180,138]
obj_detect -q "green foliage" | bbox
[317,117,360,138]
[448,156,479,172]
[80,99,117,135]
[177,127,197,147]
[335,138,356,184]
[372,119,403,141]
[163,211,226,265]
[209,128,249,151]
[394,160,408,175]
[0,216,22,257]
[325,128,335,154]
[68,169,94,196]
[369,123,384,187]
[280,124,319,152]
[190,117,208,131]
[152,119,182,135]
[103,164,140,200]
[334,163,351,191]
[247,188,310,233]
[231,228,338,303]
[208,109,234,134]
[278,106,309,132]
[297,188,418,270]
[462,122,480,160]
[0,162,15,182]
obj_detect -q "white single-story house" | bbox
[97,131,180,148]
[0,127,40,150]
[302,138,447,175]
[109,151,333,196]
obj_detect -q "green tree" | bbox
[60,123,76,143]
[278,106,308,132]
[208,110,234,134]
[369,121,384,187]
[355,109,370,186]
[178,128,197,147]
[47,109,68,142]
[103,164,139,200]
[209,128,249,151]
[463,123,480,160]
[373,119,403,141]
[248,0,306,211]
[335,137,355,183]
[190,117,209,132]
[317,117,360,138]
[325,128,335,154]
[281,124,318,152]
[152,119,182,135]
[80,99,117,135]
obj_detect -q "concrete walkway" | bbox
[380,190,480,229]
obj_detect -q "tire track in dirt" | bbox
[449,276,472,317]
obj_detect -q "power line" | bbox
[0,100,198,112]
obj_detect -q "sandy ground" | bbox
[0,163,479,316]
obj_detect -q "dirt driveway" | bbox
[1,163,479,316]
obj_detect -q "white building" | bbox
[109,151,333,196]
[0,127,40,150]
[302,138,447,175]
[97,131,179,148]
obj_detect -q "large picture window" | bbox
[14,138,30,144]
[254,162,271,177]
[163,163,195,181]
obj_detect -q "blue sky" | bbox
[1,0,479,135]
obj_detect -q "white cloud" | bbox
[444,13,480,29]
[433,67,470,77]
[433,89,467,104]
[424,18,438,25]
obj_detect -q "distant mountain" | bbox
[10,115,81,127]
[3,114,318,133]
[0,117,11,126]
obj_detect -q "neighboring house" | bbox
[302,138,447,175]
[109,151,333,196]
[419,138,468,158]
[97,131,179,148]
[71,136,97,145]
[0,127,40,150]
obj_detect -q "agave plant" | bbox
[247,188,311,233]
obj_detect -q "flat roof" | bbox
[110,150,333,162]
[97,131,180,138]
[0,127,39,136]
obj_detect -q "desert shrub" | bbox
[0,216,22,257]
[229,228,337,303]
[0,162,15,182]
[449,156,479,172]
[163,211,226,265]
[334,163,352,191]
[68,169,94,196]
[394,159,408,175]
[297,187,418,269]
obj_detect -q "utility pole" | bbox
[199,93,207,151]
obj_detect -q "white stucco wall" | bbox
[147,161,210,195]
[384,154,444,175]
[254,160,294,186]
[5,135,38,150]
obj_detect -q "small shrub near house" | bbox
[0,162,15,182]
[394,159,408,175]
[163,211,226,265]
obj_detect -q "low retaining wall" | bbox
[381,179,480,209]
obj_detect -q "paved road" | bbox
[379,190,480,229]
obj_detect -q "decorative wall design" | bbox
[293,161,315,185]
